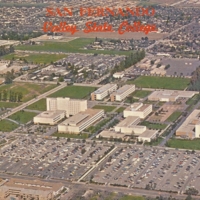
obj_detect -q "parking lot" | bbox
[0,137,111,181]
[88,145,200,193]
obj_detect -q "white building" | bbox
[114,116,146,135]
[110,85,135,102]
[58,109,104,133]
[33,110,65,125]
[46,97,87,117]
[91,84,117,100]
[123,103,152,119]
[138,130,158,142]
[113,72,124,79]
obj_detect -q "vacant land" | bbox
[49,85,96,99]
[52,132,89,139]
[15,38,132,55]
[127,76,190,90]
[93,105,116,112]
[131,90,152,98]
[26,99,46,111]
[141,121,167,130]
[167,139,200,150]
[9,111,37,124]
[138,0,178,6]
[0,82,57,102]
[0,102,21,108]
[166,111,182,122]
[0,120,19,132]
[3,53,67,64]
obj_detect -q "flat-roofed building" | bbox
[113,72,124,79]
[97,130,125,139]
[148,90,196,102]
[58,109,104,133]
[46,97,87,117]
[33,110,65,125]
[110,85,135,102]
[176,109,200,139]
[91,84,117,100]
[114,116,146,135]
[123,103,152,119]
[0,178,65,200]
[138,129,158,142]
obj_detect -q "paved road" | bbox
[0,83,67,120]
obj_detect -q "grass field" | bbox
[9,111,37,124]
[15,38,133,55]
[26,98,46,111]
[52,132,89,139]
[131,90,152,98]
[166,111,182,122]
[0,83,57,102]
[120,195,145,200]
[49,85,96,99]
[167,139,200,150]
[186,94,200,105]
[127,76,190,90]
[0,120,19,132]
[116,107,126,113]
[2,53,67,64]
[93,105,116,112]
[141,121,167,130]
[0,101,21,108]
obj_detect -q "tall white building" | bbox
[123,103,152,119]
[110,85,135,101]
[91,84,117,100]
[46,97,87,117]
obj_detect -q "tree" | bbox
[185,194,192,200]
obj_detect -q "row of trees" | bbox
[0,45,14,56]
[0,90,23,102]
[111,50,145,74]
[5,70,15,84]
[188,66,200,91]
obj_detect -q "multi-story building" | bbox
[58,109,104,133]
[110,85,135,102]
[33,110,65,125]
[123,102,152,119]
[46,97,87,117]
[91,84,117,100]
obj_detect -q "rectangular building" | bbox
[33,110,65,125]
[58,109,104,133]
[148,90,196,102]
[110,85,135,102]
[46,97,87,117]
[91,84,117,100]
[123,103,152,119]
[114,116,146,135]
[138,130,158,142]
[176,109,200,139]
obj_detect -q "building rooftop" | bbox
[115,116,140,127]
[112,85,134,95]
[125,103,151,112]
[139,129,158,138]
[60,109,103,126]
[93,84,116,94]
[35,110,65,119]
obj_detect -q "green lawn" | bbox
[49,85,96,99]
[120,195,145,200]
[15,38,132,55]
[26,98,46,111]
[186,94,200,106]
[167,139,200,150]
[0,82,57,102]
[141,121,167,130]
[127,76,190,90]
[131,90,152,98]
[166,111,182,122]
[52,132,89,139]
[93,105,116,112]
[2,53,67,64]
[0,120,19,132]
[116,107,126,113]
[9,111,37,124]
[0,101,21,108]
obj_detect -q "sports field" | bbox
[15,38,132,55]
[49,85,96,99]
[2,53,67,64]
[127,76,190,90]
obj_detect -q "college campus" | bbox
[0,0,199,199]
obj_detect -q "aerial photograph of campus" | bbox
[0,0,199,199]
